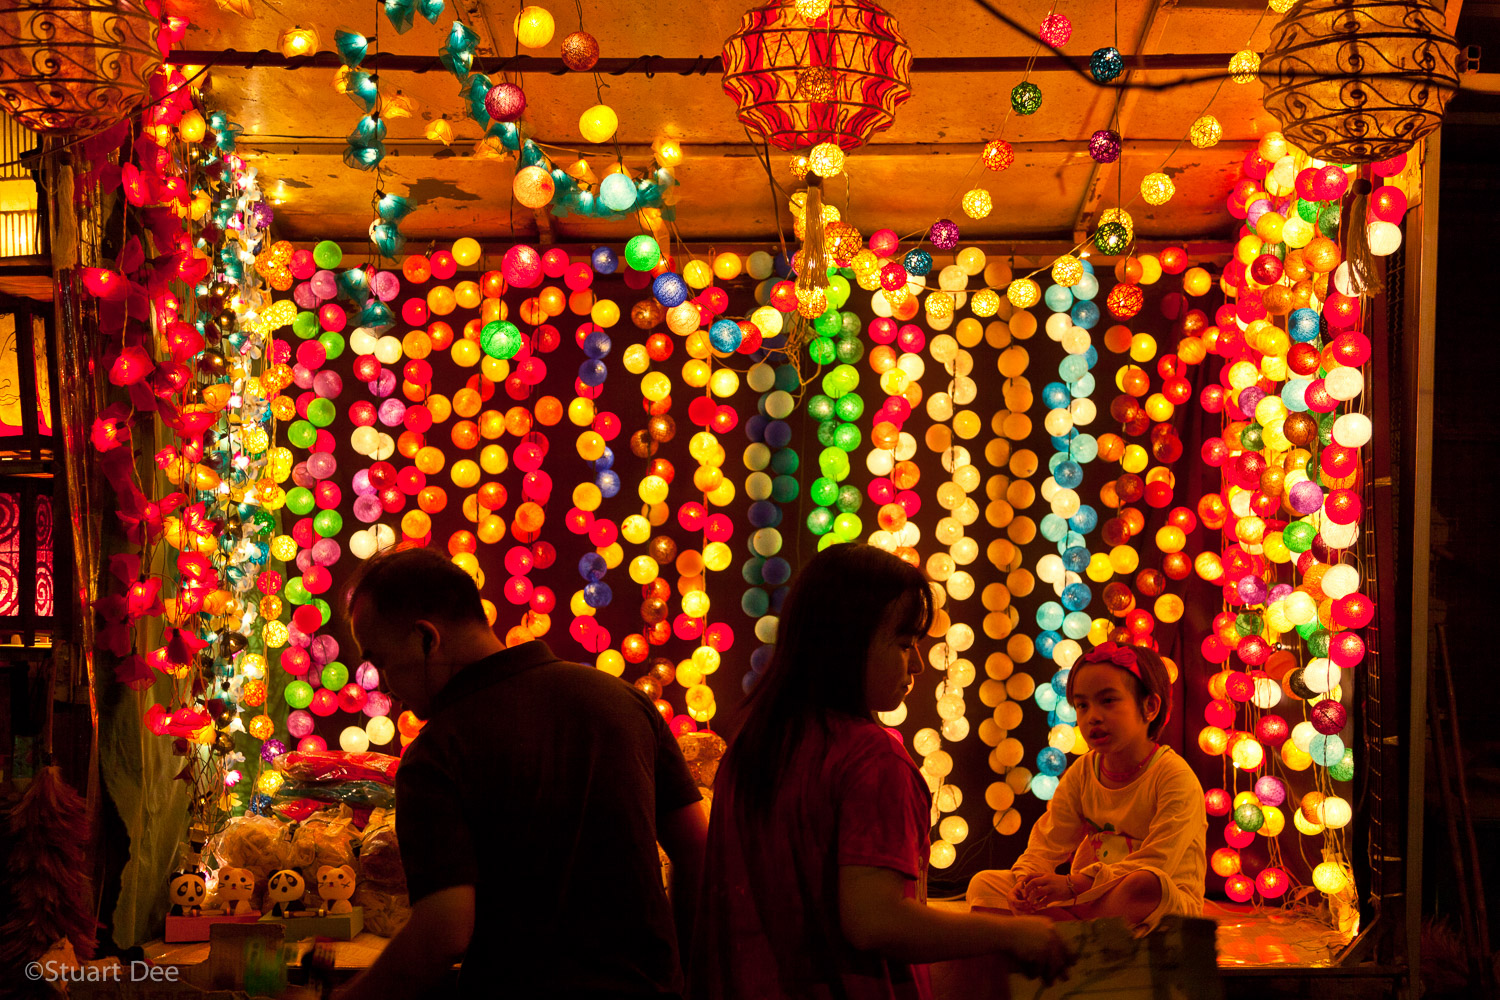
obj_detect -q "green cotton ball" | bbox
[313,240,343,269]
[813,308,841,338]
[770,473,799,502]
[292,311,320,340]
[1317,202,1342,239]
[816,419,840,448]
[818,445,849,480]
[318,331,347,360]
[834,335,864,365]
[807,336,836,366]
[805,394,835,422]
[770,449,800,476]
[840,311,862,337]
[810,477,840,507]
[826,275,851,309]
[286,420,317,449]
[1233,802,1265,833]
[306,398,337,428]
[820,363,859,399]
[835,393,864,422]
[1329,749,1355,782]
[835,484,862,513]
[1305,627,1331,657]
[742,588,770,618]
[285,487,315,516]
[805,506,834,536]
[312,598,332,625]
[1296,198,1320,223]
[285,681,314,710]
[624,234,661,271]
[832,511,863,541]
[283,577,311,606]
[1234,612,1263,637]
[1240,423,1264,451]
[1283,520,1316,553]
[321,661,349,690]
[313,509,343,537]
[773,363,801,392]
[481,320,523,360]
[816,533,844,552]
[833,422,862,453]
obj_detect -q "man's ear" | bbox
[415,619,439,654]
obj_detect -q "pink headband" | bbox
[1080,641,1143,680]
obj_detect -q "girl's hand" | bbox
[1014,873,1074,910]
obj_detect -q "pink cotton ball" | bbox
[352,469,375,496]
[287,710,316,738]
[310,538,342,566]
[356,661,379,690]
[311,270,339,300]
[305,451,337,481]
[377,398,407,427]
[1039,12,1072,46]
[371,270,401,302]
[293,281,320,310]
[353,495,383,523]
[363,690,392,718]
[290,249,316,279]
[298,735,328,751]
[291,462,316,490]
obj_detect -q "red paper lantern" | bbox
[721,0,912,151]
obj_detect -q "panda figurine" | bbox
[169,870,207,917]
[316,864,357,915]
[265,868,307,919]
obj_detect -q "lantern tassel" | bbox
[795,176,825,301]
[1344,175,1384,297]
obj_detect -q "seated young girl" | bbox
[694,544,1071,999]
[967,642,1207,934]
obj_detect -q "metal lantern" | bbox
[1260,0,1459,163]
[721,0,912,151]
[0,0,160,134]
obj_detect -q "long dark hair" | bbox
[722,543,933,824]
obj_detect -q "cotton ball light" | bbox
[1319,795,1352,829]
[1333,413,1373,448]
[1312,862,1353,894]
[339,725,371,752]
[1321,563,1360,600]
[930,840,956,869]
[938,815,970,845]
[1141,172,1175,206]
[579,104,618,143]
[513,6,556,48]
[1366,221,1403,256]
[513,165,555,208]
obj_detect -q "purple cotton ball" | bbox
[1288,480,1324,515]
[1237,576,1268,606]
[356,661,379,690]
[287,623,312,649]
[371,270,401,302]
[1267,583,1294,604]
[310,537,342,566]
[362,691,392,718]
[260,738,287,763]
[352,469,375,496]
[377,398,407,427]
[370,369,397,398]
[353,495,383,523]
[313,370,344,399]
[292,363,315,390]
[1254,775,1286,806]
[311,634,340,665]
[291,461,315,489]
[295,550,315,574]
[311,270,339,300]
[306,451,337,481]
[929,218,960,250]
[293,281,320,310]
[1237,386,1266,419]
[287,711,314,739]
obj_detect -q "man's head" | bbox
[344,546,496,718]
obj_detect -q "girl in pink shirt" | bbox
[967,643,1207,934]
[694,544,1071,999]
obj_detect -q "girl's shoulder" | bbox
[1145,746,1207,795]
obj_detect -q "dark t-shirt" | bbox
[395,640,702,997]
[692,714,933,1000]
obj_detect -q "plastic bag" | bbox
[353,885,410,937]
[273,749,401,784]
[275,778,396,809]
[357,809,406,890]
[212,814,299,911]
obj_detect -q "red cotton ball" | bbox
[1311,699,1347,735]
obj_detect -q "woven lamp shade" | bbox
[722,0,912,151]
[1260,0,1459,163]
[0,0,160,133]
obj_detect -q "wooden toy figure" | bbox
[266,869,306,919]
[316,864,357,915]
[168,870,207,917]
[218,867,257,915]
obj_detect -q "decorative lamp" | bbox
[928,219,960,250]
[1189,114,1223,148]
[513,6,556,49]
[1089,129,1122,163]
[1011,81,1043,115]
[1094,221,1131,255]
[962,188,992,219]
[0,0,161,132]
[1229,49,1261,84]
[1090,46,1124,83]
[279,26,319,58]
[1261,0,1460,161]
[485,82,527,122]
[560,31,600,71]
[722,0,913,151]
[808,141,845,177]
[1038,13,1072,47]
[1141,172,1175,206]
[982,138,1015,171]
